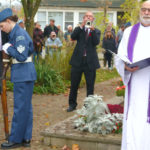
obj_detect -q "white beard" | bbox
[140,15,150,25]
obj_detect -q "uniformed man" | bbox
[0,8,36,149]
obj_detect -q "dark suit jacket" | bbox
[70,26,101,70]
[44,25,58,38]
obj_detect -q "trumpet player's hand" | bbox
[90,25,95,31]
[2,43,11,55]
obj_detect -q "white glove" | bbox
[2,43,11,55]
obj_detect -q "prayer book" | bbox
[126,57,150,70]
[106,49,150,70]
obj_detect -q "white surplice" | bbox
[115,24,150,150]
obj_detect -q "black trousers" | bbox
[69,57,96,108]
[104,52,112,68]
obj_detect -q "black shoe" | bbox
[22,140,31,147]
[67,106,76,112]
[1,141,22,149]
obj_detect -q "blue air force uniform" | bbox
[7,24,36,143]
[0,8,36,144]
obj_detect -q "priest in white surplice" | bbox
[115,1,150,150]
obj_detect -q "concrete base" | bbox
[41,115,122,150]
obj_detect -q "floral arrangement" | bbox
[74,95,123,135]
[116,79,125,97]
[107,104,123,114]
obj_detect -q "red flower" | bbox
[116,86,121,90]
[107,104,124,114]
[121,85,126,89]
[89,32,92,36]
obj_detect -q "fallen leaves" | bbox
[62,145,70,150]
[72,144,80,150]
[44,122,50,126]
[61,144,80,150]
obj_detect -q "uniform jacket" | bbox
[7,24,36,83]
[70,26,101,70]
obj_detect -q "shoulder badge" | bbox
[17,45,25,53]
[16,36,25,42]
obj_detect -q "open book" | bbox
[106,49,150,70]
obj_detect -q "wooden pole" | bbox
[1,79,9,140]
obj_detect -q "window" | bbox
[64,12,74,31]
[48,12,63,29]
[108,13,113,22]
[37,11,46,31]
[79,12,85,25]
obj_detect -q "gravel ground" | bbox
[0,77,120,150]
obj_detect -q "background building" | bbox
[35,0,125,31]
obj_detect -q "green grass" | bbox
[95,68,120,83]
[79,68,120,87]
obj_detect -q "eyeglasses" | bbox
[141,8,150,13]
[84,15,93,18]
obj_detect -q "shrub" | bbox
[34,59,66,94]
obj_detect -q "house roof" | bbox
[40,0,125,8]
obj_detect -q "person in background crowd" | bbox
[67,11,101,112]
[44,19,58,38]
[102,30,117,70]
[108,22,115,35]
[33,22,44,62]
[116,24,125,50]
[115,1,150,149]
[104,22,116,38]
[124,21,131,30]
[57,25,64,42]
[45,31,62,56]
[64,25,73,41]
[0,8,36,149]
[17,19,25,29]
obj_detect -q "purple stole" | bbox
[127,22,150,123]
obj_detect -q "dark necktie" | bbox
[83,28,89,56]
[85,28,89,40]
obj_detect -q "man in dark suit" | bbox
[67,11,101,112]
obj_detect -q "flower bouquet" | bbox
[116,79,125,97]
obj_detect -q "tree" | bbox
[94,12,109,40]
[119,0,140,24]
[80,0,119,25]
[21,0,42,38]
